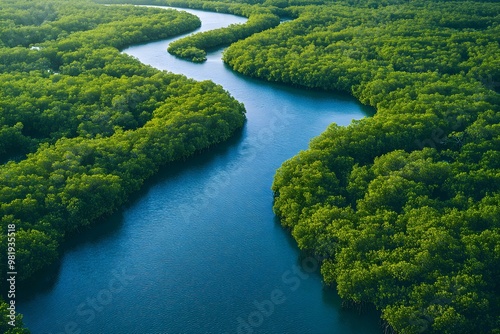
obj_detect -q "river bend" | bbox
[20,6,378,334]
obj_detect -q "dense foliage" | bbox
[168,13,280,62]
[99,0,282,62]
[0,1,245,330]
[2,0,499,332]
[224,0,500,333]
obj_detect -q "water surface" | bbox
[19,6,379,334]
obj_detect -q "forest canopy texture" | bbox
[0,0,499,333]
[225,0,500,333]
[0,1,246,331]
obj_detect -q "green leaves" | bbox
[0,1,246,325]
[168,13,280,62]
[263,0,500,333]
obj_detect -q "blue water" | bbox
[19,6,379,334]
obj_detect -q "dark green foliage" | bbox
[223,0,500,333]
[96,0,269,16]
[97,0,281,63]
[0,3,245,331]
[0,0,200,48]
[168,13,280,62]
[2,0,499,332]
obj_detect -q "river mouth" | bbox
[19,6,380,334]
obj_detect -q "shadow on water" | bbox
[20,7,381,333]
[273,214,383,328]
[17,263,62,301]
[321,284,383,330]
[17,127,245,301]
[273,215,295,246]
[17,211,127,301]
[128,125,245,199]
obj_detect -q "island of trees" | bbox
[167,13,280,62]
[1,0,499,333]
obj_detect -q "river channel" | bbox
[19,6,379,334]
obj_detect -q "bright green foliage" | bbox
[2,0,499,332]
[216,0,500,333]
[0,1,245,327]
[0,0,200,49]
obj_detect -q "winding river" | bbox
[19,6,380,334]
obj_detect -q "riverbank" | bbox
[18,5,380,334]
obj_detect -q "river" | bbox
[19,6,379,334]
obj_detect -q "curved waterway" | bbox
[20,6,380,334]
